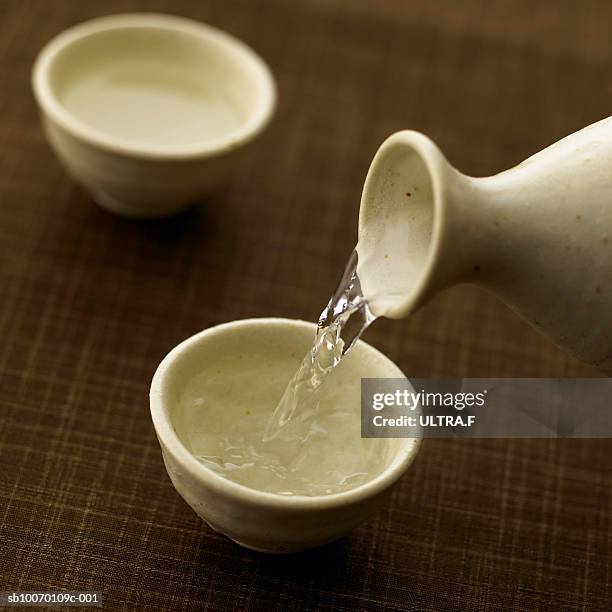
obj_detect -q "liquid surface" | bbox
[176,251,388,496]
[61,61,244,146]
[175,329,388,496]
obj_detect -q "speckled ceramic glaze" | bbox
[32,14,276,218]
[150,318,421,553]
[357,117,612,372]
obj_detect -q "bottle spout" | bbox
[356,131,457,319]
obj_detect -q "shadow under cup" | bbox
[150,318,420,553]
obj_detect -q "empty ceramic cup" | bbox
[150,318,421,553]
[32,14,276,217]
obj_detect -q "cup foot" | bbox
[227,536,321,554]
[228,538,279,553]
[204,518,313,554]
[93,190,188,219]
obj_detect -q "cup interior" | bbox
[151,318,419,502]
[36,15,275,151]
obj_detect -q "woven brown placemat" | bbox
[1,0,610,609]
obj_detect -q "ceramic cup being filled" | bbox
[150,318,420,553]
[32,13,276,218]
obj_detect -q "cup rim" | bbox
[31,13,277,160]
[150,317,421,510]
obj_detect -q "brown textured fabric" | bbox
[1,0,611,609]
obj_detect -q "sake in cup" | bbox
[150,318,420,553]
[32,13,276,218]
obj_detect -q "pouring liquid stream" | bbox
[180,249,387,496]
[263,250,376,441]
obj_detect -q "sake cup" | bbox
[32,14,276,218]
[150,318,421,553]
